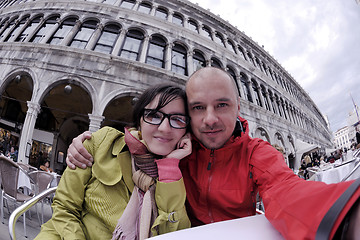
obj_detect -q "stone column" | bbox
[247,80,256,104]
[86,23,104,50]
[285,103,292,123]
[88,114,105,133]
[10,17,31,42]
[225,37,236,54]
[186,50,194,76]
[150,4,157,16]
[210,30,216,41]
[167,10,173,23]
[25,16,45,42]
[112,29,126,56]
[183,16,189,29]
[238,75,246,100]
[165,42,173,71]
[257,86,266,108]
[133,0,140,11]
[270,95,277,114]
[41,18,61,44]
[114,0,122,7]
[18,101,41,164]
[0,20,11,41]
[62,19,82,46]
[139,34,150,63]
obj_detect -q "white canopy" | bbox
[325,148,337,156]
[294,139,320,170]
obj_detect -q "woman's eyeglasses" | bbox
[143,109,190,129]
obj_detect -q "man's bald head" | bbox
[185,67,241,149]
[186,67,239,99]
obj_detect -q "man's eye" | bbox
[217,103,228,108]
[192,106,204,110]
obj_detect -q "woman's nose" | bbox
[158,117,172,132]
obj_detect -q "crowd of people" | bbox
[0,134,18,162]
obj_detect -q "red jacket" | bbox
[180,117,359,239]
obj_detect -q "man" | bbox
[67,67,359,239]
[356,127,360,148]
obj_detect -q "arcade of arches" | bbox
[254,127,296,169]
[0,74,136,174]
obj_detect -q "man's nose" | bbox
[203,108,218,126]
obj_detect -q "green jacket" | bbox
[36,127,190,239]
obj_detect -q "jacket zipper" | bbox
[207,149,215,223]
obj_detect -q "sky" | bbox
[188,0,360,133]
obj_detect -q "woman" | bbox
[40,160,53,172]
[36,84,191,239]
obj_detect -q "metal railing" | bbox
[9,187,57,240]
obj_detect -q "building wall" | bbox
[334,126,351,150]
[0,0,333,171]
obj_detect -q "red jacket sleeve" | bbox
[250,141,358,240]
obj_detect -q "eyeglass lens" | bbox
[143,109,188,129]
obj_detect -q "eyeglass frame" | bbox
[142,108,190,129]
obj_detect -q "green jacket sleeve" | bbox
[50,166,92,239]
[36,127,114,240]
[152,178,191,235]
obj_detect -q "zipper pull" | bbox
[207,149,214,170]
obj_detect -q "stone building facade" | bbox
[0,0,332,172]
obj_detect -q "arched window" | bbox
[240,73,252,102]
[48,17,77,45]
[261,86,270,111]
[252,80,262,107]
[238,46,246,60]
[0,17,9,34]
[227,67,240,97]
[227,40,236,53]
[172,13,183,26]
[171,43,187,75]
[269,69,276,81]
[4,15,29,42]
[214,32,225,47]
[262,62,268,76]
[275,95,282,117]
[30,16,58,43]
[155,7,168,20]
[121,0,135,9]
[255,57,263,71]
[70,20,98,49]
[15,16,42,42]
[0,17,18,40]
[193,50,205,71]
[94,24,121,54]
[138,2,152,14]
[146,35,166,68]
[268,90,277,114]
[103,0,116,5]
[201,26,212,40]
[247,52,256,67]
[281,99,288,120]
[211,57,222,68]
[188,19,198,33]
[119,29,144,61]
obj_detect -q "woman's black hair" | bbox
[132,84,188,129]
